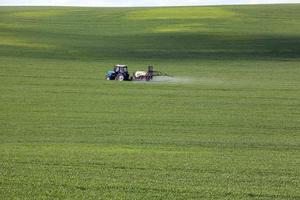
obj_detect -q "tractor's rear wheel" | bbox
[116,74,124,81]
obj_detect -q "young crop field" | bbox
[0,4,300,199]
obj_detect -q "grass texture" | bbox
[0,5,300,199]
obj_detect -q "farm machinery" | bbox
[105,64,170,81]
[105,64,131,81]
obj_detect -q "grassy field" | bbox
[1,4,300,199]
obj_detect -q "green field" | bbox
[1,4,300,199]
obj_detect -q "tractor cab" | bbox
[106,64,131,81]
[114,65,128,73]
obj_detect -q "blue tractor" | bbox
[105,64,131,81]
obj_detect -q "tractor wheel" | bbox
[116,74,124,81]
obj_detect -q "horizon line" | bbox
[0,2,299,8]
